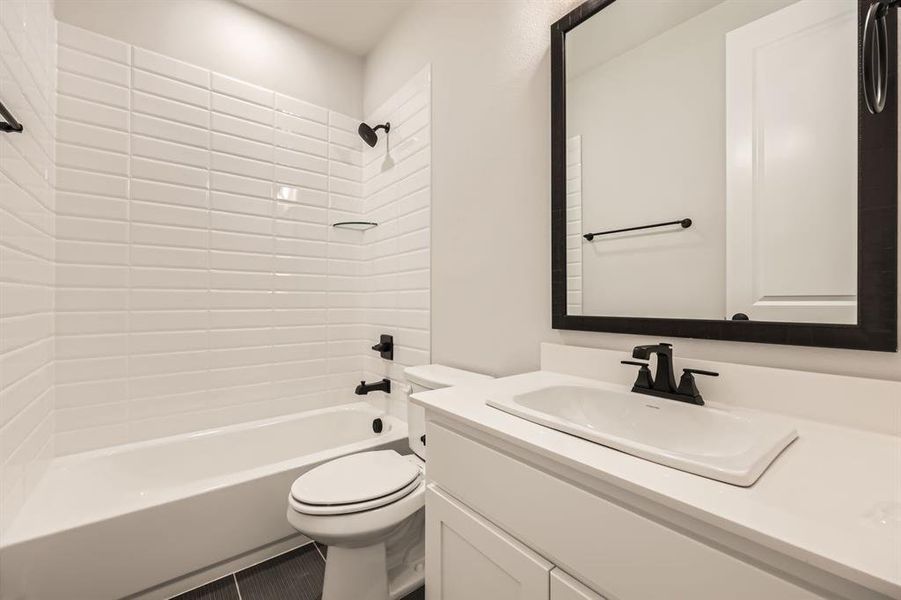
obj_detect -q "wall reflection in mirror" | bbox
[565,0,858,324]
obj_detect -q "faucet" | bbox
[631,343,677,394]
[621,342,718,405]
[355,378,391,395]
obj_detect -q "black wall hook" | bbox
[0,99,23,133]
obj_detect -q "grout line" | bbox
[232,573,244,600]
[314,543,326,562]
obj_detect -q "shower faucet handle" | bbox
[370,334,393,360]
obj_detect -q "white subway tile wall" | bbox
[52,24,430,454]
[0,0,56,532]
[361,67,431,418]
[566,135,582,315]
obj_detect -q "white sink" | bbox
[486,384,798,486]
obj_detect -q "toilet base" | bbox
[323,544,389,600]
[321,545,425,600]
[320,511,424,600]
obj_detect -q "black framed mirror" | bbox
[551,0,898,351]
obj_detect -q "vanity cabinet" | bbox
[425,485,553,600]
[425,421,829,600]
[551,571,605,600]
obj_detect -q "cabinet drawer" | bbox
[427,422,824,600]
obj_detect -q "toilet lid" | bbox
[290,450,421,507]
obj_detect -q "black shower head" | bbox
[358,121,390,147]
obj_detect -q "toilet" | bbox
[286,365,492,600]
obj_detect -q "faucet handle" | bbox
[683,368,718,377]
[621,360,653,390]
[677,368,719,405]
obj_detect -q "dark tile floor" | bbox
[171,543,424,600]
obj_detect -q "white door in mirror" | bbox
[726,0,858,324]
[486,383,798,486]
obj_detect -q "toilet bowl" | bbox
[286,364,492,600]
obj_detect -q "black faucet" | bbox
[622,343,718,405]
[631,343,678,394]
[355,378,391,395]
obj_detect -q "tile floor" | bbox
[171,543,424,600]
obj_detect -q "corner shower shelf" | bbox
[332,221,378,231]
[0,98,24,133]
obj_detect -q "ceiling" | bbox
[566,0,725,81]
[235,0,417,56]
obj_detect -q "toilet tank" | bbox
[403,365,493,460]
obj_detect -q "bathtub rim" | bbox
[1,402,407,548]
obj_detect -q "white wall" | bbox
[0,0,56,534]
[53,24,372,454]
[360,66,432,419]
[365,0,901,383]
[365,0,581,377]
[53,0,363,118]
[51,22,431,454]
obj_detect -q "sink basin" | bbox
[486,384,798,486]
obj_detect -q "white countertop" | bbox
[411,370,901,598]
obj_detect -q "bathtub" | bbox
[0,402,407,600]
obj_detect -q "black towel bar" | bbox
[0,98,23,133]
[583,218,692,241]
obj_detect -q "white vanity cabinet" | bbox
[425,421,832,600]
[551,571,606,600]
[425,485,553,600]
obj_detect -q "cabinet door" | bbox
[551,570,605,600]
[425,485,552,600]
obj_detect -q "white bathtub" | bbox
[0,402,407,599]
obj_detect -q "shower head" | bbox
[358,121,390,147]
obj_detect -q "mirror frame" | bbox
[551,0,898,351]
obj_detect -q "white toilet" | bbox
[286,365,492,600]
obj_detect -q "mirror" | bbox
[551,0,898,350]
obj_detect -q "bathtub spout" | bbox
[355,378,391,395]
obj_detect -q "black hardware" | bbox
[583,218,691,241]
[371,334,394,360]
[332,221,378,231]
[372,418,384,433]
[358,121,390,147]
[551,0,897,352]
[0,99,23,133]
[355,378,391,395]
[420,434,426,446]
[731,313,750,321]
[620,360,653,390]
[864,0,900,114]
[621,343,716,405]
[676,369,719,404]
[631,343,677,394]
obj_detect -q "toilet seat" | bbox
[290,450,423,516]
